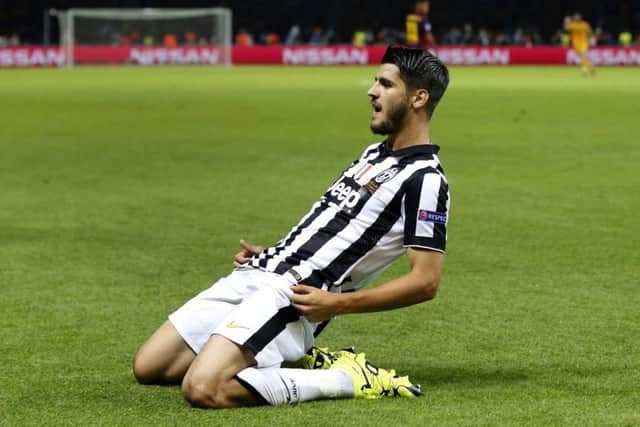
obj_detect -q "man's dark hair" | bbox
[381,45,449,118]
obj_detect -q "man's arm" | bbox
[290,248,443,322]
[425,30,436,49]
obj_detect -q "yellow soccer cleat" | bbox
[302,346,334,369]
[389,374,424,397]
[288,346,355,369]
[330,352,423,399]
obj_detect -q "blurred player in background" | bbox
[565,13,594,76]
[133,45,451,409]
[406,0,435,50]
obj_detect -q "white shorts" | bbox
[169,267,317,368]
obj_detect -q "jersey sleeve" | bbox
[402,170,450,252]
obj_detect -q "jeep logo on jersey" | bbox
[326,176,368,210]
[327,178,361,209]
[374,167,399,184]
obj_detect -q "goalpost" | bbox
[53,8,232,66]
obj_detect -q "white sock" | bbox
[236,367,354,405]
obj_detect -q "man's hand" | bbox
[290,285,343,322]
[233,239,264,267]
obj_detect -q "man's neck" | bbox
[385,120,431,151]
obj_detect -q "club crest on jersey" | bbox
[418,209,447,224]
[374,167,399,184]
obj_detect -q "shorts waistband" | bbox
[235,265,300,286]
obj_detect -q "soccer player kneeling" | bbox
[133,45,450,408]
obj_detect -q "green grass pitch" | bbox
[1,64,639,426]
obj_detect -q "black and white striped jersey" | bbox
[249,141,450,292]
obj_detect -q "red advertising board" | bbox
[0,47,65,67]
[2,45,640,68]
[77,46,225,65]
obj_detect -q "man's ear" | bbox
[411,89,430,110]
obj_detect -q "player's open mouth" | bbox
[371,103,382,118]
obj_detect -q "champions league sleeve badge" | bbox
[418,209,448,224]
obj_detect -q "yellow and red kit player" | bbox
[406,0,435,50]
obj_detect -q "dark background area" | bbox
[1,0,639,45]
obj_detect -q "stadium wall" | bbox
[2,45,640,67]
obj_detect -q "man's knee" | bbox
[132,321,195,384]
[132,350,156,384]
[182,376,233,409]
[132,347,185,385]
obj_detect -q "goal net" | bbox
[54,8,232,66]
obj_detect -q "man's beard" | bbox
[370,101,408,135]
